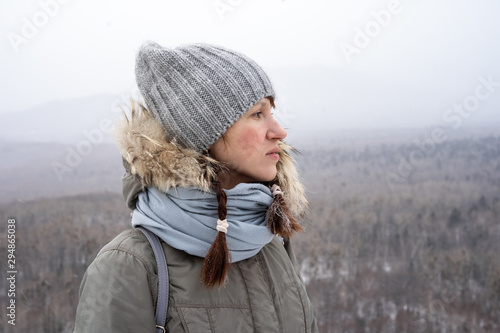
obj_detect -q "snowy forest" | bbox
[0,127,499,333]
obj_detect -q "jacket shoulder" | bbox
[74,228,159,332]
[92,228,160,297]
[97,228,157,271]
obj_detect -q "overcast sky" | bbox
[1,0,499,129]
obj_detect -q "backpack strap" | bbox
[137,226,169,333]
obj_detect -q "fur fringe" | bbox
[274,143,309,217]
[113,101,219,193]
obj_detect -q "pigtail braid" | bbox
[201,174,231,288]
[266,184,304,237]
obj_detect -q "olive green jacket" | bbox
[74,228,318,332]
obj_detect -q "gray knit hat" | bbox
[135,41,275,152]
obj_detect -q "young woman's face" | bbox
[210,98,287,189]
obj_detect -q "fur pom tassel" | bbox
[266,184,304,237]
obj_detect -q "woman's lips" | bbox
[266,149,280,160]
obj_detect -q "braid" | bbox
[216,181,227,221]
[201,171,231,288]
[266,184,304,237]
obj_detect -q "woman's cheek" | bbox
[236,128,263,151]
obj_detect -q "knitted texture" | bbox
[135,41,275,152]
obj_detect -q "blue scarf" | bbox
[132,183,275,262]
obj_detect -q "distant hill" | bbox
[2,67,498,146]
[1,126,498,205]
[0,141,123,204]
[0,94,123,143]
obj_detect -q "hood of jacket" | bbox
[113,102,308,217]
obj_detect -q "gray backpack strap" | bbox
[137,227,169,333]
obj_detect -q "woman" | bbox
[74,42,318,332]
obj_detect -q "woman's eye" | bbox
[252,111,263,118]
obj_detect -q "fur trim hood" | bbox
[113,102,308,217]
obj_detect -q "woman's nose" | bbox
[267,117,287,140]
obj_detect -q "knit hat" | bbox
[135,41,275,152]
